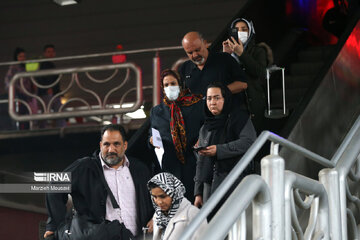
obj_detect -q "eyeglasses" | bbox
[206,96,223,102]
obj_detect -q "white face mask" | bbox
[238,31,248,44]
[164,86,180,101]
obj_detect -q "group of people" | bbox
[44,17,271,240]
[44,124,206,240]
[4,44,65,129]
[149,18,270,208]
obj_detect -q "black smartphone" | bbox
[192,146,206,152]
[228,28,239,43]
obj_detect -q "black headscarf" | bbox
[203,82,249,146]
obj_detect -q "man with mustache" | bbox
[180,31,248,110]
[44,124,153,239]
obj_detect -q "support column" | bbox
[261,149,285,240]
[319,168,343,240]
[152,51,161,107]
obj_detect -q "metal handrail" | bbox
[0,45,183,66]
[3,45,186,125]
[8,62,142,121]
[181,114,360,239]
[197,175,272,240]
[332,115,360,240]
[267,133,334,168]
[331,115,360,165]
[179,130,334,240]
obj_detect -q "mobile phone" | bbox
[228,28,239,43]
[192,146,206,152]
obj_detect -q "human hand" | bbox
[222,40,232,54]
[44,231,54,239]
[198,145,217,157]
[227,37,244,56]
[194,195,203,208]
[146,219,153,233]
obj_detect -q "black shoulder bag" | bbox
[55,170,134,240]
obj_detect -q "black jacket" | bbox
[194,85,256,197]
[179,51,248,110]
[194,114,256,196]
[149,100,204,202]
[45,151,153,236]
[236,39,269,133]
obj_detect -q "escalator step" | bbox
[270,88,308,109]
[289,62,323,75]
[285,75,315,89]
[297,47,333,62]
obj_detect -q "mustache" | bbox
[106,152,118,157]
[193,57,205,64]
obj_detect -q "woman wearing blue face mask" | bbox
[223,18,273,134]
[149,69,204,203]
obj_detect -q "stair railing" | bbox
[180,114,360,240]
[8,63,142,122]
[1,45,184,128]
[198,175,272,240]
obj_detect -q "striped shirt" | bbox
[100,153,138,235]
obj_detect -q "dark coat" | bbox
[194,113,256,196]
[45,151,153,236]
[194,84,256,197]
[149,100,204,202]
[236,39,269,133]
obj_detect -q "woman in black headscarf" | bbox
[194,82,256,208]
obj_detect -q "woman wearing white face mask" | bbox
[149,69,204,203]
[223,18,273,134]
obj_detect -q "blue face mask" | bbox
[164,86,180,101]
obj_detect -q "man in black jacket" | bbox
[44,124,154,239]
[179,31,248,111]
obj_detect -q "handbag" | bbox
[55,169,134,240]
[56,213,126,240]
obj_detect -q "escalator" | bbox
[128,1,360,168]
[180,7,360,239]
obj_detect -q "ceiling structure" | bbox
[0,0,245,105]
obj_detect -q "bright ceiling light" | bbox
[54,0,78,6]
[125,108,146,119]
[102,120,112,125]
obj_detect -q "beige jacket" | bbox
[152,198,207,240]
